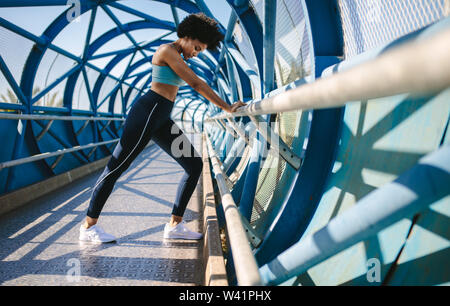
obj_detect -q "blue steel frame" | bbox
[253,0,344,266]
[0,0,349,284]
[0,0,239,193]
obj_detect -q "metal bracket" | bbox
[36,120,54,141]
[240,216,262,248]
[76,120,90,136]
[249,115,302,170]
[50,153,64,169]
[226,118,250,145]
[218,119,238,138]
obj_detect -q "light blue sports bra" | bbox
[152,64,186,87]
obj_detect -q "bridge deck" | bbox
[0,134,204,286]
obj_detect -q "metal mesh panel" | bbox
[33,49,78,108]
[249,0,312,228]
[0,26,34,92]
[274,0,312,85]
[97,75,119,110]
[88,55,116,70]
[126,87,140,110]
[0,74,18,104]
[90,5,122,43]
[338,0,449,58]
[250,0,312,86]
[232,21,261,98]
[72,72,91,111]
[250,110,304,228]
[51,10,92,57]
[85,66,101,92]
[104,85,120,114]
[251,148,287,226]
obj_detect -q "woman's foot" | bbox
[163,221,203,240]
[79,224,116,243]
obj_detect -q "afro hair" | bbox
[177,13,224,51]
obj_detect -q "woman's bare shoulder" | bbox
[152,43,178,65]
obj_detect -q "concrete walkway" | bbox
[0,134,204,286]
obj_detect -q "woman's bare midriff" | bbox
[150,82,179,102]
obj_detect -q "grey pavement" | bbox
[0,134,204,286]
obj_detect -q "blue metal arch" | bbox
[225,0,263,97]
[0,0,256,196]
[253,0,348,266]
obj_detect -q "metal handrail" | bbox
[0,113,125,121]
[204,131,262,286]
[208,26,450,120]
[0,139,119,170]
[0,113,125,170]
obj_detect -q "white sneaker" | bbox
[163,221,203,240]
[79,224,116,243]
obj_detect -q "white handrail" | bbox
[0,139,119,170]
[208,27,450,120]
[0,113,125,121]
[205,131,262,286]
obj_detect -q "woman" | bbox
[79,13,246,243]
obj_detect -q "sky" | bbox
[0,0,232,47]
[0,0,233,104]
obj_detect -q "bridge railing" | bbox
[203,19,450,285]
[204,132,262,285]
[0,114,125,171]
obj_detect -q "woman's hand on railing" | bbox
[226,101,247,113]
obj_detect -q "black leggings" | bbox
[87,90,203,219]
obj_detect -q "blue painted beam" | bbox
[82,5,97,61]
[260,145,450,285]
[225,53,239,102]
[241,0,276,222]
[193,0,215,19]
[0,103,26,111]
[108,2,176,31]
[191,102,205,132]
[263,0,276,94]
[0,0,97,6]
[304,0,343,56]
[238,129,265,220]
[225,0,263,91]
[170,4,180,27]
[215,11,238,75]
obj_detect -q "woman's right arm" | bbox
[160,45,245,113]
[192,79,247,113]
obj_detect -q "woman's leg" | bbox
[85,99,160,226]
[151,119,203,224]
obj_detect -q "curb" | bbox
[202,133,228,286]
